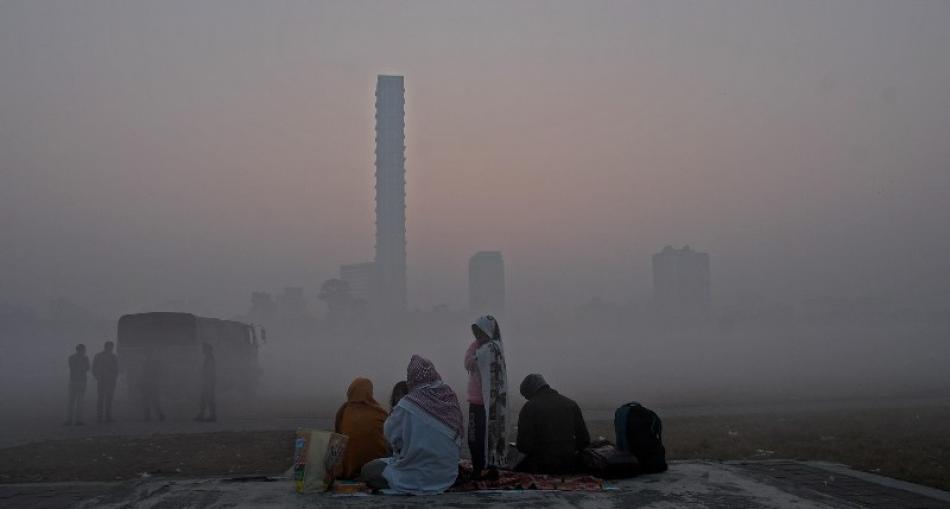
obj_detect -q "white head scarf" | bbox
[473,315,500,341]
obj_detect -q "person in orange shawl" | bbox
[334,377,390,479]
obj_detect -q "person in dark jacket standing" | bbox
[65,344,90,426]
[194,343,216,422]
[515,374,591,474]
[92,341,119,423]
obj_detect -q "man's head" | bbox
[104,341,114,353]
[519,373,550,400]
[202,342,213,355]
[76,344,86,355]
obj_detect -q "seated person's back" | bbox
[360,355,463,495]
[516,374,591,474]
[383,397,461,492]
[335,378,389,479]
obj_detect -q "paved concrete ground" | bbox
[2,461,948,509]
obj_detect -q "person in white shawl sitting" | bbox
[463,315,509,479]
[360,355,463,494]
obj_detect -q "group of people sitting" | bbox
[332,315,591,495]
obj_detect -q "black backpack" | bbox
[614,402,668,473]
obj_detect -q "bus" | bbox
[117,312,262,403]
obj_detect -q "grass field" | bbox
[1,404,947,491]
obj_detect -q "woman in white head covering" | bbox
[463,315,509,478]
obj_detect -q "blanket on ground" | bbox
[450,461,604,492]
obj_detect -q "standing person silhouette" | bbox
[92,341,119,423]
[141,348,165,422]
[194,343,217,422]
[65,344,89,426]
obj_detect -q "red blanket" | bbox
[451,462,604,492]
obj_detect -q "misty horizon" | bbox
[1,1,948,319]
[0,8,949,486]
[2,5,950,504]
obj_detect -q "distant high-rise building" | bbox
[652,245,711,317]
[277,287,308,317]
[249,291,276,322]
[340,262,375,302]
[469,251,506,316]
[374,75,407,313]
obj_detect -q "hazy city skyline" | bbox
[1,6,949,482]
[1,1,949,317]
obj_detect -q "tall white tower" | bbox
[374,75,407,313]
[469,251,506,316]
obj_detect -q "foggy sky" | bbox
[2,0,949,316]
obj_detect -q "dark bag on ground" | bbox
[580,440,640,479]
[614,402,668,473]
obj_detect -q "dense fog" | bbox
[1,1,949,422]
